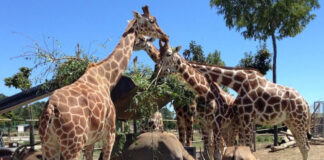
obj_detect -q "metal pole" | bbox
[28,104,35,150]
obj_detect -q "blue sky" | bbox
[1,0,324,108]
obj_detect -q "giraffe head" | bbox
[131,6,169,42]
[155,40,182,77]
[133,35,154,51]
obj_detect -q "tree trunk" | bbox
[271,33,278,146]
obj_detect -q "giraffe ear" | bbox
[133,11,142,19]
[175,46,182,52]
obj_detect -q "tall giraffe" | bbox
[133,37,237,147]
[38,6,168,160]
[189,62,311,160]
[156,41,236,160]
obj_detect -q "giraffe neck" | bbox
[144,42,160,63]
[172,53,214,97]
[82,21,137,91]
[190,63,262,93]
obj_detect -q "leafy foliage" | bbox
[183,41,205,63]
[4,67,32,90]
[238,44,272,75]
[210,0,320,40]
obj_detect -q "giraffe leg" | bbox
[101,125,116,160]
[213,130,223,160]
[243,122,254,149]
[201,123,214,160]
[84,144,95,160]
[185,115,194,146]
[285,121,310,160]
[176,115,186,146]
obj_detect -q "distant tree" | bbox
[210,0,320,83]
[4,67,32,90]
[0,94,6,100]
[206,50,225,66]
[183,41,206,63]
[4,67,35,148]
[238,44,272,75]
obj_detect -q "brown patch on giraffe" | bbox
[68,97,78,106]
[70,107,84,116]
[57,103,69,113]
[183,72,189,80]
[110,69,119,83]
[238,107,244,114]
[69,90,79,97]
[53,118,61,129]
[56,93,67,104]
[222,76,232,86]
[233,83,241,91]
[263,114,270,121]
[243,81,250,92]
[248,73,256,79]
[93,107,100,117]
[281,100,288,111]
[62,122,74,132]
[291,100,296,110]
[274,104,281,112]
[244,105,253,113]
[243,97,252,104]
[270,113,277,119]
[268,96,280,105]
[87,76,98,85]
[98,67,104,76]
[111,61,118,69]
[90,117,100,131]
[262,92,271,101]
[244,115,250,124]
[250,91,258,100]
[255,98,265,112]
[234,71,246,81]
[121,58,129,70]
[265,106,274,113]
[104,62,111,70]
[249,79,258,89]
[188,78,195,86]
[256,87,263,97]
[78,96,88,107]
[179,66,184,73]
[224,71,233,77]
[60,113,72,124]
[297,105,303,113]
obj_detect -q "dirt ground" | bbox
[254,144,324,160]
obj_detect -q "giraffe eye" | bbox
[149,19,154,23]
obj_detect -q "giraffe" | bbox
[38,6,168,160]
[189,61,311,160]
[156,41,237,160]
[141,111,164,133]
[133,36,238,148]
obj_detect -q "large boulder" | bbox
[222,146,256,160]
[124,132,194,160]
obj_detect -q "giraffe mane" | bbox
[189,61,263,76]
